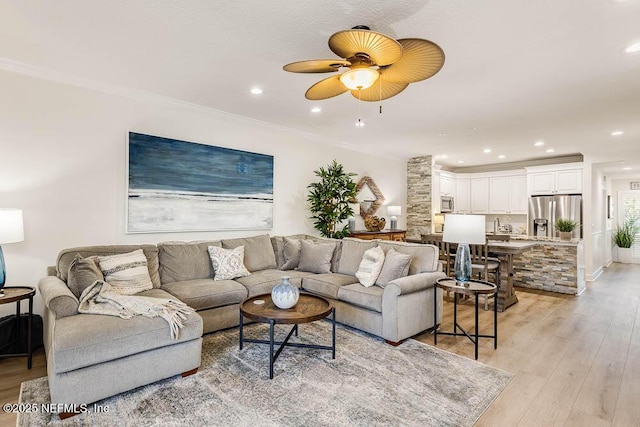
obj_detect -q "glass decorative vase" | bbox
[271,276,299,309]
[453,243,472,285]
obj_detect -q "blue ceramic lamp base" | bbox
[0,245,6,295]
[453,243,472,285]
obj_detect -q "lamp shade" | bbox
[442,214,485,244]
[387,205,401,216]
[0,209,24,244]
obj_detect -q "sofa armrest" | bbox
[38,276,79,319]
[384,271,446,297]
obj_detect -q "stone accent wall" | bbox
[406,156,433,240]
[513,243,584,295]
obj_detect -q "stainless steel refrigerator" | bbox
[529,195,582,238]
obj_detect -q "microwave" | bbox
[441,196,454,213]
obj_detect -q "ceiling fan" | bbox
[283,25,445,102]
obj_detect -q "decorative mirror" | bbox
[353,176,385,218]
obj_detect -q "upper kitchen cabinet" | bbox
[440,173,455,196]
[489,175,527,214]
[470,177,489,213]
[529,167,582,195]
[456,178,471,212]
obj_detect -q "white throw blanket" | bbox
[78,280,195,340]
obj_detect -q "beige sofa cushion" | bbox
[235,269,312,298]
[162,279,247,311]
[67,255,103,298]
[158,241,220,284]
[302,273,358,299]
[56,245,161,289]
[222,234,277,272]
[377,241,439,275]
[298,240,335,274]
[337,283,383,312]
[271,234,308,269]
[51,288,202,374]
[337,238,378,276]
[375,248,412,288]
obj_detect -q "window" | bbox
[619,191,640,258]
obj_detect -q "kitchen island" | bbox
[421,234,585,311]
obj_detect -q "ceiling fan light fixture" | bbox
[340,68,379,90]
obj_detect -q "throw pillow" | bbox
[67,255,104,298]
[297,240,336,274]
[96,249,154,295]
[281,237,302,270]
[376,248,412,288]
[207,245,251,281]
[355,246,386,287]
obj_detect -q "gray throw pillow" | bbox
[297,240,336,274]
[67,255,104,298]
[376,248,412,288]
[282,237,302,270]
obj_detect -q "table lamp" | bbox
[442,214,486,284]
[0,209,24,296]
[387,205,401,230]
[434,213,445,233]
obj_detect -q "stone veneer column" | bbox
[406,156,433,240]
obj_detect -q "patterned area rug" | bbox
[18,322,512,426]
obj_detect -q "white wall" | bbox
[0,70,406,315]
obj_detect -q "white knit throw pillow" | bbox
[208,246,251,281]
[97,249,153,295]
[355,246,386,287]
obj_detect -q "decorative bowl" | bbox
[364,216,386,232]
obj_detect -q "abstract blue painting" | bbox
[127,132,273,233]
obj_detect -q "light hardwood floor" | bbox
[1,262,638,426]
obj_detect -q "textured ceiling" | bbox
[1,0,639,176]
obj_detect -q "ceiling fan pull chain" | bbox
[379,77,383,114]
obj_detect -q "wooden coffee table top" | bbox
[0,286,36,305]
[240,293,333,325]
[436,278,497,297]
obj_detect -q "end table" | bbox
[433,278,497,360]
[0,286,36,369]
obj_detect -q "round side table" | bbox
[0,286,36,369]
[433,278,497,360]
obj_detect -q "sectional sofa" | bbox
[38,234,445,410]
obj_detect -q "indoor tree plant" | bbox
[555,218,577,241]
[612,217,639,263]
[307,160,357,239]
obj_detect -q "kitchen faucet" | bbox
[493,217,501,234]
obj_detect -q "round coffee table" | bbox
[239,293,335,379]
[433,278,497,360]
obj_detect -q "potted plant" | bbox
[307,160,358,239]
[612,218,639,263]
[555,218,577,241]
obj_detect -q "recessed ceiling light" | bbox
[458,160,465,164]
[623,167,632,170]
[498,154,506,159]
[438,154,448,159]
[250,87,263,95]
[611,130,624,136]
[546,148,555,153]
[311,107,321,113]
[624,42,640,54]
[534,141,545,147]
[483,148,492,153]
[355,119,365,127]
[438,133,447,137]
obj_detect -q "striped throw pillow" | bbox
[97,249,154,295]
[207,246,251,281]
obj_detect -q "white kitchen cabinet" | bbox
[530,169,582,195]
[470,178,489,213]
[440,174,455,196]
[456,178,471,212]
[490,175,527,214]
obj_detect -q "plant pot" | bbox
[559,231,572,241]
[615,247,634,264]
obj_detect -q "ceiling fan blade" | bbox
[305,75,350,100]
[329,29,402,66]
[350,79,409,102]
[381,38,445,84]
[283,59,351,73]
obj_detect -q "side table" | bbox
[433,278,497,360]
[0,286,36,369]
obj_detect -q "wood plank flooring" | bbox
[1,262,638,426]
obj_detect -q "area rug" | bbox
[18,322,512,426]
